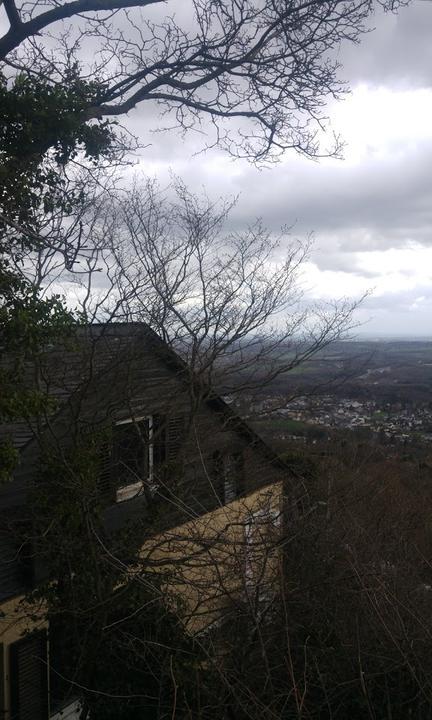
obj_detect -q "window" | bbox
[113,417,152,502]
[112,414,170,502]
[244,514,256,588]
[97,414,185,503]
[244,506,281,592]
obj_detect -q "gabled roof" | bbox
[1,322,287,471]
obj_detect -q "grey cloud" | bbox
[54,1,432,177]
[123,132,432,284]
[105,0,432,339]
[344,287,432,337]
[307,246,378,276]
[222,142,432,251]
[113,3,432,163]
[356,286,432,315]
[339,3,432,89]
[357,287,432,335]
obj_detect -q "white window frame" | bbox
[50,699,82,719]
[114,415,154,503]
[244,506,281,589]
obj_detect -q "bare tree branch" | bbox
[2,0,21,28]
[0,0,410,161]
[83,178,363,400]
[0,1,163,58]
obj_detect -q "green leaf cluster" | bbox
[0,269,76,478]
[0,64,106,478]
[0,63,116,234]
[0,65,111,161]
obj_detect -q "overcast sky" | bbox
[121,0,432,339]
[2,2,430,337]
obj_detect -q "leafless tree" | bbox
[85,179,362,402]
[0,0,408,163]
[14,197,432,719]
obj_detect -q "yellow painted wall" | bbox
[0,480,283,717]
[141,481,283,632]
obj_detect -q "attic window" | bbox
[113,417,153,502]
[98,414,184,503]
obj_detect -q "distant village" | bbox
[286,396,432,442]
[230,344,432,447]
[241,394,432,446]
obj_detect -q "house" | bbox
[0,323,290,719]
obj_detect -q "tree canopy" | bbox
[0,0,408,165]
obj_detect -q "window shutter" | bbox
[223,456,237,503]
[166,415,186,462]
[211,452,244,505]
[211,451,224,502]
[10,630,48,720]
[233,452,245,497]
[97,440,114,502]
[152,414,167,467]
[0,643,4,719]
[49,617,76,717]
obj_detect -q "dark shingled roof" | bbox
[1,322,287,471]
